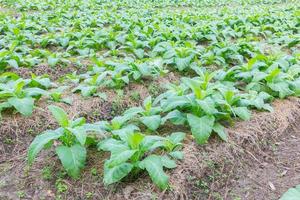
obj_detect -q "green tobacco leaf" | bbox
[169,151,184,160]
[124,106,144,117]
[232,107,251,120]
[161,155,177,169]
[7,59,18,69]
[140,115,161,131]
[187,114,215,144]
[28,129,64,165]
[0,102,12,114]
[30,77,52,89]
[175,55,193,71]
[107,150,137,167]
[70,126,87,146]
[111,124,140,141]
[127,132,145,149]
[48,105,69,127]
[213,123,227,142]
[71,117,86,127]
[25,88,47,97]
[134,49,144,59]
[161,110,186,125]
[72,85,97,97]
[268,82,294,99]
[280,184,300,200]
[139,155,169,190]
[162,96,189,112]
[143,96,152,111]
[167,132,186,144]
[48,56,59,67]
[196,98,218,115]
[103,163,133,185]
[98,138,129,153]
[8,97,34,116]
[56,144,86,178]
[14,80,25,94]
[140,135,165,151]
[181,78,202,99]
[0,91,13,99]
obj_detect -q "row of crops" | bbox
[0,0,299,191]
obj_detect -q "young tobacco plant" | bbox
[156,71,252,144]
[28,105,105,178]
[164,46,197,71]
[0,78,46,116]
[228,55,300,99]
[72,69,108,97]
[49,86,72,105]
[123,96,162,131]
[98,131,185,189]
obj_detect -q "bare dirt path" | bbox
[229,122,300,200]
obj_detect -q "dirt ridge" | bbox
[0,98,300,199]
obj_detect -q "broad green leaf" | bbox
[48,56,59,67]
[111,124,140,141]
[182,78,202,99]
[140,115,161,131]
[69,126,87,146]
[162,96,189,112]
[56,144,86,178]
[107,150,137,167]
[139,155,169,190]
[174,55,193,71]
[0,91,13,99]
[111,115,132,129]
[134,49,144,59]
[25,88,47,97]
[140,135,165,151]
[71,117,86,127]
[48,105,69,127]
[103,163,133,185]
[0,102,12,114]
[213,123,227,142]
[167,132,186,144]
[268,82,294,99]
[127,132,145,149]
[143,96,152,111]
[196,98,218,115]
[232,107,251,120]
[98,138,129,153]
[8,97,34,116]
[28,129,64,165]
[187,114,215,144]
[72,85,97,97]
[161,110,186,125]
[161,155,177,169]
[7,59,18,69]
[124,106,144,117]
[169,151,184,160]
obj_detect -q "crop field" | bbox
[0,0,299,199]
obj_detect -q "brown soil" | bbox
[11,64,86,81]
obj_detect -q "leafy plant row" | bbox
[28,105,185,190]
[0,72,70,117]
[27,53,300,189]
[0,0,298,71]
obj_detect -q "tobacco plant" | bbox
[0,77,46,116]
[124,96,162,131]
[28,105,105,178]
[98,131,185,189]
